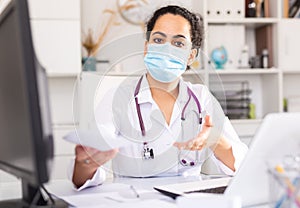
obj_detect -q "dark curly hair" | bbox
[145,5,204,51]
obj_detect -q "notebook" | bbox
[154,113,300,207]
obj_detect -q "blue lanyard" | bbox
[134,76,202,137]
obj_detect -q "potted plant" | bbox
[82,9,118,71]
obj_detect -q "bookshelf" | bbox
[186,0,300,142]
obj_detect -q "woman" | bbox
[71,5,248,189]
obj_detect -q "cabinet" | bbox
[28,0,81,181]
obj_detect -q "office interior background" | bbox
[0,0,299,189]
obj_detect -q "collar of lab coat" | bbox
[134,74,153,104]
[134,74,192,128]
[135,74,190,105]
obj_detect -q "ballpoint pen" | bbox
[130,185,140,198]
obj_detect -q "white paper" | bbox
[49,182,176,208]
[177,194,242,208]
[63,126,130,151]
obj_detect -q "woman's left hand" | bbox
[173,115,213,151]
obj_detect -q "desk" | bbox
[0,177,270,208]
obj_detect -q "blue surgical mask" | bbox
[144,43,191,83]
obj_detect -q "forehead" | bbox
[151,13,191,39]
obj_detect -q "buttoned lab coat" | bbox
[69,74,248,190]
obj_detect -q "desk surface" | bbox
[0,176,270,208]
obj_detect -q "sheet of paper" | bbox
[177,194,242,208]
[67,198,177,208]
[63,126,130,151]
[49,182,175,208]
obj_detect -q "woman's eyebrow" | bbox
[151,31,187,39]
[151,31,167,37]
[173,34,187,39]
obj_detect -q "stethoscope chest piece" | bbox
[142,142,154,160]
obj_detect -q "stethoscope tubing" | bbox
[134,75,202,136]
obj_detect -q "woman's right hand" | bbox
[72,145,118,188]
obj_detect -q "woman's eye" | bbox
[153,38,164,44]
[174,41,185,48]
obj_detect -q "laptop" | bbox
[154,113,300,206]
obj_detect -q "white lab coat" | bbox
[69,74,248,190]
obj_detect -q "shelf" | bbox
[82,70,206,77]
[231,118,262,125]
[207,18,278,28]
[183,70,206,75]
[282,70,300,74]
[50,69,280,77]
[82,71,144,77]
[47,72,79,78]
[208,68,279,75]
[231,119,262,137]
[280,18,300,23]
[52,123,77,129]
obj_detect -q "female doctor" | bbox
[71,5,248,189]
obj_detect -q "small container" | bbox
[82,56,97,72]
[268,157,300,208]
[261,49,269,68]
[245,0,256,17]
[239,45,250,68]
[249,56,261,68]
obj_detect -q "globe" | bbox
[211,46,228,69]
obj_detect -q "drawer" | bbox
[28,0,80,20]
[31,20,81,74]
[48,77,78,125]
[53,125,76,156]
[50,155,74,180]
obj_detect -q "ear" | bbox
[187,48,197,66]
[144,41,148,56]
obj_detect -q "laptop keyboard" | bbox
[184,186,227,194]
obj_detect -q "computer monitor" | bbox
[0,0,54,206]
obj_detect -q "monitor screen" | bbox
[0,0,54,206]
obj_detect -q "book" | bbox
[293,6,300,17]
[255,0,263,17]
[255,25,273,68]
[263,0,270,17]
[283,0,289,18]
[255,0,269,17]
[289,0,300,17]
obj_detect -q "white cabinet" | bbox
[28,0,81,75]
[31,20,81,75]
[29,0,81,180]
[51,125,76,180]
[278,20,300,71]
[28,0,80,20]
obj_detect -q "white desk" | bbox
[0,176,270,208]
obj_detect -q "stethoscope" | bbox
[134,76,203,166]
